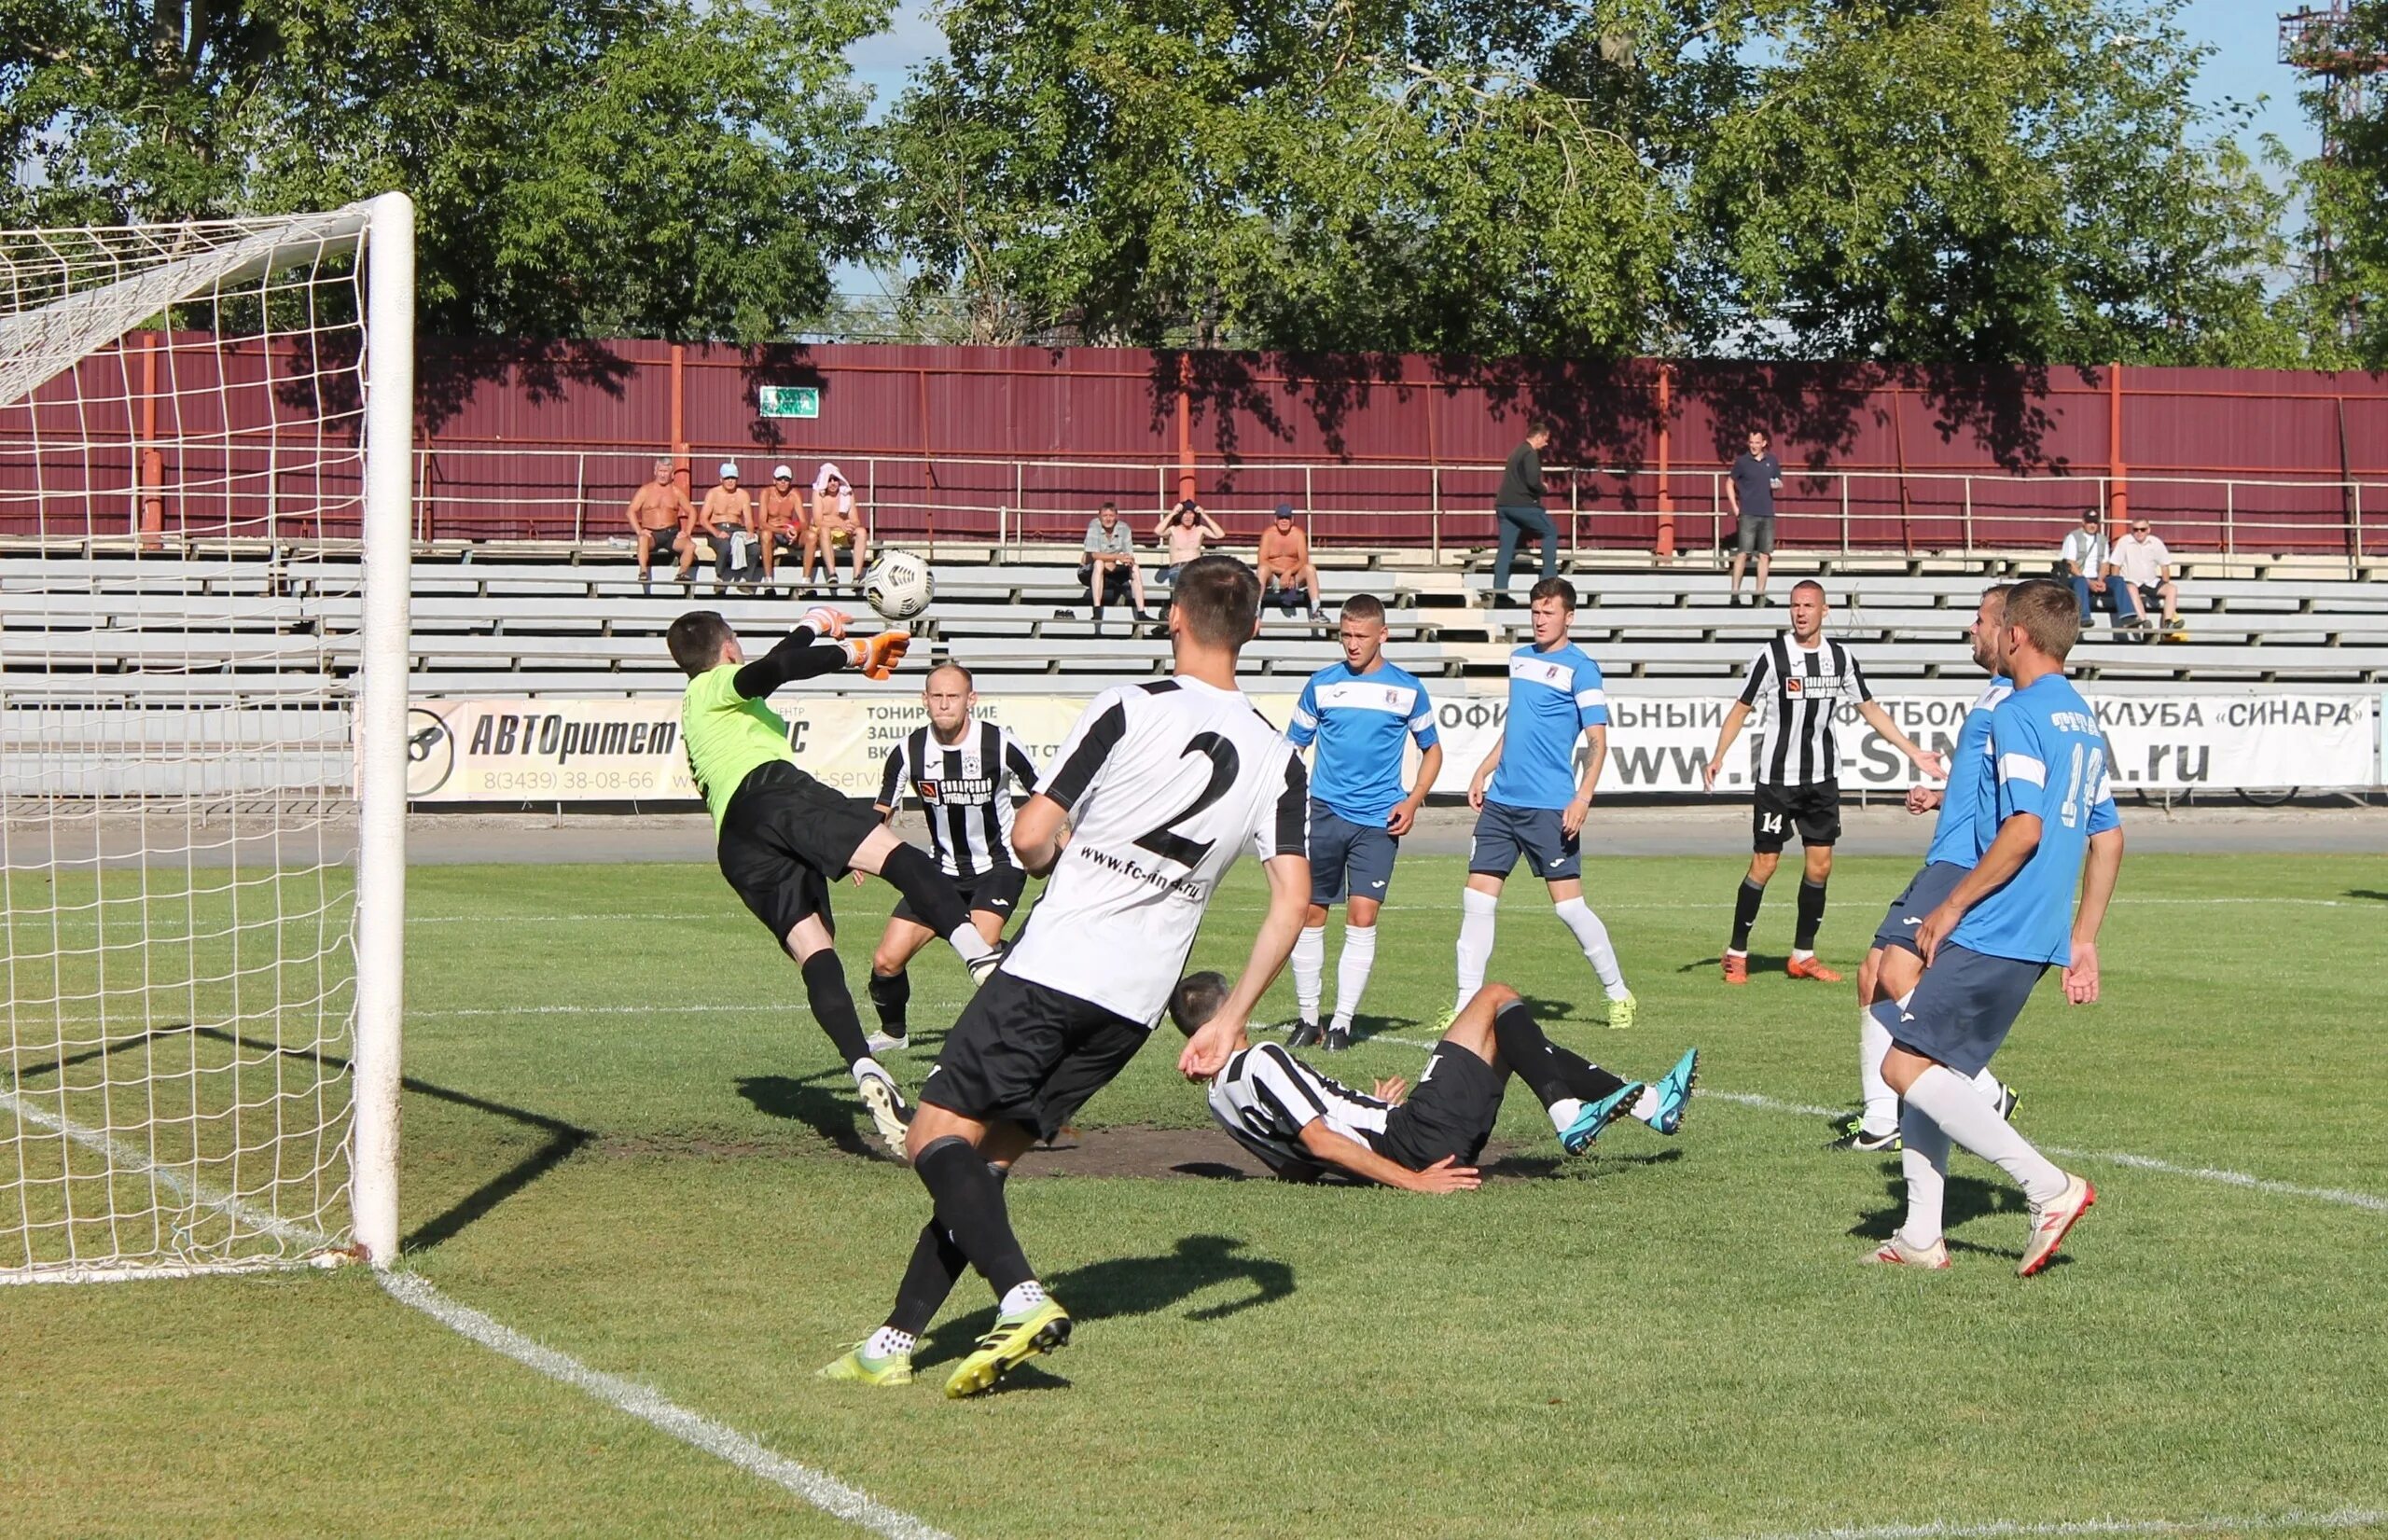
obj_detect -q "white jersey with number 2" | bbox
[1003,677,1309,1026]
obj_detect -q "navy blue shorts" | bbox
[1884,943,2048,1079]
[1308,801,1399,906]
[1872,861,1969,958]
[1469,799,1580,881]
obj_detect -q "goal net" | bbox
[0,197,411,1283]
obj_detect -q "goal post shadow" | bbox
[187,1026,590,1257]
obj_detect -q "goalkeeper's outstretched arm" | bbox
[732,624,852,700]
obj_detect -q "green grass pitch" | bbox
[5,851,2385,1539]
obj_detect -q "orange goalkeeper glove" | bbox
[799,605,850,640]
[848,630,910,680]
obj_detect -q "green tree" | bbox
[2292,0,2388,367]
[882,0,2307,368]
[1698,0,2309,368]
[3,0,886,342]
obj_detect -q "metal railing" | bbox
[391,448,2382,574]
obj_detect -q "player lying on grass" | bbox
[1835,584,2020,1152]
[817,556,1311,1399]
[1180,972,1699,1191]
[668,607,1003,1155]
[1867,579,2123,1276]
[865,661,1043,1053]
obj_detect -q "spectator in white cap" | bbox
[811,462,868,590]
[757,464,810,591]
[700,461,756,590]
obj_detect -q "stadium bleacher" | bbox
[6,539,2386,699]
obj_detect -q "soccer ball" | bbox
[863,549,934,622]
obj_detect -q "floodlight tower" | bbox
[2281,4,2388,281]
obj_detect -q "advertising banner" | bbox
[406,688,2380,803]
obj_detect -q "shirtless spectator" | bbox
[700,461,755,590]
[626,457,694,590]
[1154,498,1225,585]
[1257,503,1325,620]
[811,464,868,590]
[755,465,810,590]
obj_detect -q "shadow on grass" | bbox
[1851,1169,2026,1255]
[1678,953,1791,975]
[735,1070,893,1162]
[919,1234,1296,1367]
[2345,889,2388,904]
[192,1027,590,1256]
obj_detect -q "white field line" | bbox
[398,895,2368,924]
[1362,1048,2388,1217]
[377,1271,953,1540]
[1,1089,951,1540]
[1727,1505,2388,1540]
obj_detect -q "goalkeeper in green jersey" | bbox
[668,605,1002,1154]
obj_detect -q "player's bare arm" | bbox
[1009,793,1069,877]
[1467,737,1502,810]
[1703,701,1754,791]
[1855,699,1948,781]
[2064,825,2125,1005]
[1916,812,2043,964]
[1389,741,1442,835]
[1562,724,1606,837]
[1294,1120,1480,1194]
[1178,850,1312,1081]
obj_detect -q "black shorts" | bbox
[893,865,1026,926]
[921,971,1149,1141]
[1370,1043,1506,1172]
[1753,779,1840,853]
[715,760,886,943]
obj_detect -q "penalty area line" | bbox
[1360,1052,2388,1217]
[377,1272,954,1540]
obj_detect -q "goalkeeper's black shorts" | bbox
[716,760,884,943]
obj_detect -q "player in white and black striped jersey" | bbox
[819,555,1315,1399]
[1183,976,1701,1191]
[1702,581,1944,984]
[865,661,1044,1051]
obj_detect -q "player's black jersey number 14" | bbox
[1134,733,1240,869]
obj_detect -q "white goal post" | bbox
[0,194,412,1282]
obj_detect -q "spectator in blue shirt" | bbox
[1451,577,1636,1029]
[1867,579,2124,1278]
[1284,594,1444,1052]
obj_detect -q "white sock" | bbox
[852,1055,888,1088]
[998,1280,1047,1317]
[1858,1006,1898,1136]
[1897,1101,1951,1246]
[947,927,994,964]
[1970,1066,2007,1104]
[1631,1085,1661,1123]
[1791,947,1815,963]
[866,1325,916,1359]
[1291,924,1326,1023]
[1456,888,1498,1006]
[1905,1064,2066,1206]
[1547,1096,1586,1134]
[1331,924,1378,1031]
[1552,896,1628,997]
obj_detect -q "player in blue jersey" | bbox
[1868,580,2123,1276]
[1452,577,1635,1029]
[1284,594,1444,1051]
[1832,585,2021,1152]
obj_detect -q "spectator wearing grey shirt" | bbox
[1078,501,1150,629]
[1727,429,1783,605]
[1492,420,1560,602]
